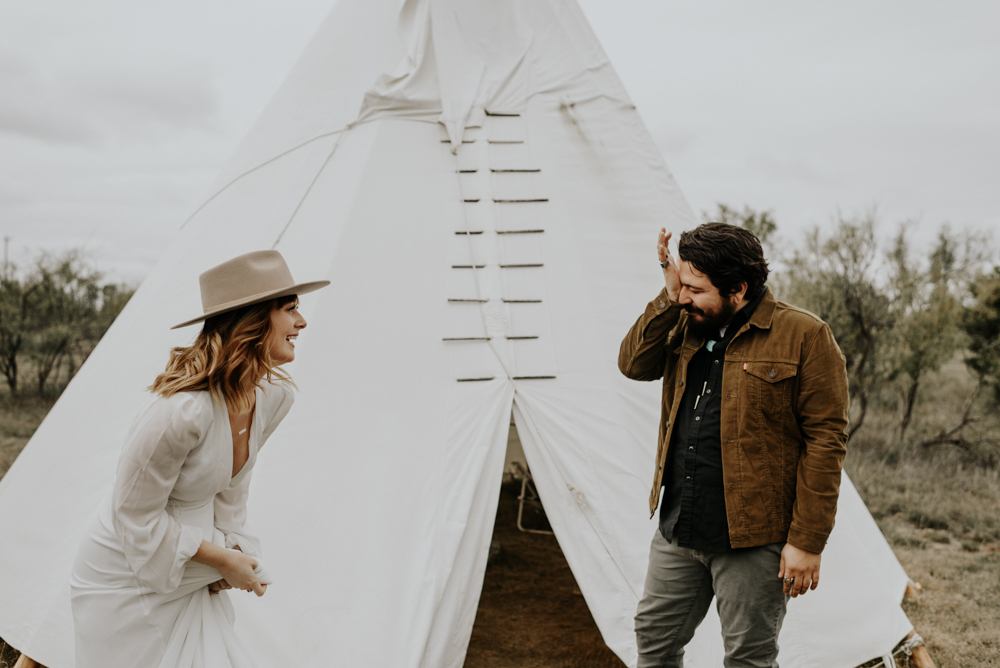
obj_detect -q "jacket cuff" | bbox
[786,524,829,554]
[641,287,681,324]
[651,287,675,312]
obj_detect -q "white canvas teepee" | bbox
[0,1,916,666]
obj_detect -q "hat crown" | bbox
[199,250,295,312]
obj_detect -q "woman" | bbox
[70,250,328,667]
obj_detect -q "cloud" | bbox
[0,53,96,142]
[745,152,845,190]
[0,51,219,145]
[655,130,699,158]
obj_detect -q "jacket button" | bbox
[769,370,776,379]
[679,380,684,387]
[658,301,666,308]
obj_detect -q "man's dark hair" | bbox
[678,222,769,298]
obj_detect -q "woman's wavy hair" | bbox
[150,295,297,412]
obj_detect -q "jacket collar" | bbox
[748,286,776,331]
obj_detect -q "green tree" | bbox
[907,264,1000,463]
[885,227,984,438]
[26,253,100,394]
[0,270,39,395]
[0,251,133,396]
[962,267,1000,403]
[779,212,893,438]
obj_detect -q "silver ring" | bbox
[660,259,670,268]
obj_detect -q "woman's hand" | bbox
[191,540,267,597]
[217,549,267,596]
[657,228,680,302]
[208,578,232,595]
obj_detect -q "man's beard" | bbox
[685,298,738,341]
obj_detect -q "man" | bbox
[618,223,849,668]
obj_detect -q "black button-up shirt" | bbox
[659,288,767,552]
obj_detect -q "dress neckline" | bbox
[223,386,260,482]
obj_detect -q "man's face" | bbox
[676,260,740,340]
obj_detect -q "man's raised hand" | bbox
[658,228,680,302]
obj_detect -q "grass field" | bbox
[1,389,998,666]
[0,394,52,485]
[850,447,1000,664]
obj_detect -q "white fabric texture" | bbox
[0,1,914,667]
[69,383,292,668]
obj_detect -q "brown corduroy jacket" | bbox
[618,287,849,554]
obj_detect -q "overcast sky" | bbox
[1,0,997,283]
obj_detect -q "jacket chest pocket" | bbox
[744,361,798,416]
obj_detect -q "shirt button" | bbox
[714,360,720,365]
[658,301,666,308]
[695,416,701,421]
[706,389,711,394]
[686,476,691,480]
[769,370,776,379]
[689,446,694,450]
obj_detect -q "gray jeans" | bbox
[635,530,788,668]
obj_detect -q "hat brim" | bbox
[170,280,331,330]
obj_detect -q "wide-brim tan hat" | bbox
[171,250,330,329]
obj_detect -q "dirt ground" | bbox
[465,480,625,668]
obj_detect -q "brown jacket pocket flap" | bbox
[744,361,798,383]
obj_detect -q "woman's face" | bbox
[267,298,307,365]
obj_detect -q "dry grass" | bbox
[841,355,1000,666]
[849,449,1000,666]
[0,392,55,483]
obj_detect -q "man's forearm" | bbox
[618,288,684,381]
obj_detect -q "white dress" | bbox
[70,382,293,668]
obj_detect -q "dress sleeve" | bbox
[111,394,210,594]
[214,381,295,557]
